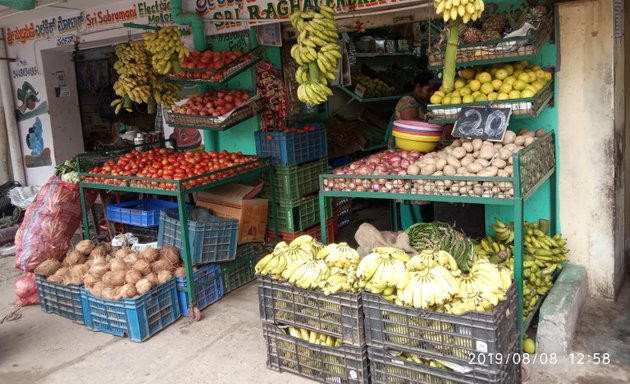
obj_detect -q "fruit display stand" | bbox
[78,150,277,321]
[318,132,557,338]
[167,47,263,85]
[166,96,264,132]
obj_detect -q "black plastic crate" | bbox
[362,284,517,367]
[123,225,159,243]
[368,345,520,384]
[258,276,364,346]
[263,322,369,384]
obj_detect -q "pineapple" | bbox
[460,25,484,44]
[482,15,506,33]
[482,30,503,42]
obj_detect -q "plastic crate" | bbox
[263,322,369,384]
[258,276,364,346]
[106,198,181,227]
[362,283,518,367]
[255,126,327,166]
[158,209,239,265]
[80,278,181,342]
[124,225,159,243]
[176,263,224,316]
[333,197,352,209]
[262,158,328,204]
[268,196,332,233]
[368,345,520,384]
[266,218,337,244]
[221,244,264,294]
[36,275,84,324]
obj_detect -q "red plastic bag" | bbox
[15,176,96,271]
[15,272,39,307]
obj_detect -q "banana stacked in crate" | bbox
[290,6,341,105]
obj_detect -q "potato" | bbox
[423,157,436,165]
[434,171,444,176]
[437,151,448,159]
[466,163,483,174]
[470,139,482,151]
[493,142,504,149]
[499,148,512,161]
[478,166,499,177]
[435,158,447,171]
[462,141,474,153]
[524,136,536,146]
[473,150,480,158]
[514,136,526,146]
[504,144,518,152]
[456,167,468,175]
[492,159,507,169]
[479,146,495,160]
[452,147,467,160]
[505,165,514,175]
[407,164,420,175]
[451,139,462,147]
[535,128,546,137]
[443,165,457,176]
[460,155,475,167]
[420,164,437,176]
[474,159,490,167]
[446,155,461,168]
[498,170,510,178]
[502,131,516,145]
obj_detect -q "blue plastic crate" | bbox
[80,278,181,342]
[255,125,327,166]
[176,263,224,316]
[157,209,239,265]
[36,275,84,324]
[106,199,181,227]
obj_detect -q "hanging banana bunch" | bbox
[433,0,485,92]
[143,26,190,75]
[111,41,151,114]
[289,5,340,105]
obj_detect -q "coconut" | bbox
[101,287,115,300]
[85,259,94,267]
[145,272,158,286]
[161,246,181,265]
[75,240,95,255]
[123,252,139,265]
[151,259,171,274]
[174,266,186,277]
[110,270,127,287]
[88,284,103,297]
[83,273,100,288]
[125,270,143,285]
[110,259,128,273]
[92,253,107,265]
[157,270,173,285]
[141,247,160,263]
[63,250,86,267]
[90,244,108,259]
[115,248,132,259]
[112,287,123,301]
[135,278,152,295]
[54,266,69,277]
[101,271,114,286]
[35,259,62,277]
[119,283,138,298]
[69,264,89,284]
[89,262,109,277]
[132,259,152,275]
[47,274,64,284]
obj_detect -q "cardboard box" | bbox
[196,183,268,244]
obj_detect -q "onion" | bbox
[400,159,411,168]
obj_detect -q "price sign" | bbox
[354,84,367,98]
[452,106,512,142]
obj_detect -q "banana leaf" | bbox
[405,222,473,272]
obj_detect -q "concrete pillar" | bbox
[557,0,624,299]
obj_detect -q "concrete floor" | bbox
[0,201,628,384]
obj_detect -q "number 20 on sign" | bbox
[452,106,512,142]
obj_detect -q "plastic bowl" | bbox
[393,130,442,142]
[394,136,438,152]
[393,120,443,131]
[393,127,442,136]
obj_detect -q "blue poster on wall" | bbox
[24,117,52,168]
[15,81,49,122]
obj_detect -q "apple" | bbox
[224,103,234,110]
[225,95,234,102]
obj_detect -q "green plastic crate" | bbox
[262,158,328,204]
[268,196,332,234]
[221,244,264,294]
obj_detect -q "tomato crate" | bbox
[368,345,520,384]
[266,218,336,244]
[257,276,364,346]
[176,262,224,316]
[255,125,327,166]
[268,195,332,233]
[80,278,181,342]
[106,198,181,227]
[362,283,518,368]
[221,244,265,294]
[36,275,85,324]
[261,158,328,205]
[158,209,239,265]
[263,322,369,384]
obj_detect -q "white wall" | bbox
[41,50,84,164]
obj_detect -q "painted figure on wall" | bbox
[16,81,49,122]
[24,117,52,168]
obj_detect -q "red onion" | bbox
[400,159,411,168]
[390,156,401,163]
[372,183,381,191]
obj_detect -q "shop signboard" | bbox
[451,106,511,142]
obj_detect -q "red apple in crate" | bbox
[224,103,234,110]
[225,95,234,103]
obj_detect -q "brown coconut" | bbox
[123,252,139,265]
[125,270,143,285]
[83,273,100,288]
[63,250,86,267]
[141,247,160,263]
[101,287,115,300]
[135,279,152,295]
[151,259,171,274]
[110,259,128,273]
[92,253,107,265]
[157,270,173,285]
[89,262,109,277]
[132,259,152,275]
[110,270,127,287]
[88,284,103,297]
[54,266,69,277]
[115,248,132,259]
[174,266,186,277]
[161,246,181,266]
[35,259,62,277]
[101,271,114,286]
[75,240,95,255]
[47,274,64,284]
[144,272,158,286]
[112,287,123,301]
[90,244,108,259]
[69,264,89,284]
[119,283,138,298]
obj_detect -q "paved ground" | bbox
[0,200,628,383]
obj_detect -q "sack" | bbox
[15,272,39,307]
[15,176,96,272]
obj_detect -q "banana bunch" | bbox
[255,241,311,280]
[444,290,505,315]
[151,75,181,109]
[398,351,452,371]
[111,41,152,113]
[434,0,485,23]
[144,26,190,75]
[285,326,343,347]
[398,263,460,309]
[290,6,340,105]
[457,259,511,295]
[281,259,330,289]
[318,265,360,295]
[357,247,410,300]
[475,235,514,264]
[319,242,360,268]
[407,250,459,273]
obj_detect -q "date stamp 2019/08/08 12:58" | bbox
[469,352,612,365]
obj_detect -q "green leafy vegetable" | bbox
[406,222,473,272]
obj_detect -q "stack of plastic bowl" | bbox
[392,120,443,152]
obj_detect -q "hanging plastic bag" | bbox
[14,272,39,307]
[14,176,96,272]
